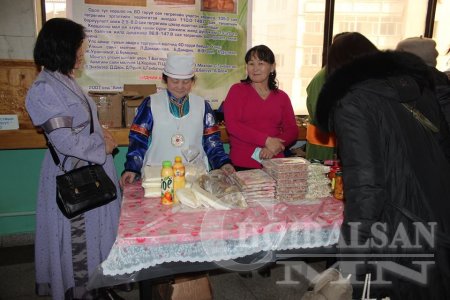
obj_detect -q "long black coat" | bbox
[316,51,450,299]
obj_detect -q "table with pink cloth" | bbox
[98,181,344,277]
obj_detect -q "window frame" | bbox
[320,0,437,66]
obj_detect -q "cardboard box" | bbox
[125,99,143,128]
[123,84,157,127]
[171,274,212,300]
[89,84,156,128]
[152,274,212,300]
[89,92,123,128]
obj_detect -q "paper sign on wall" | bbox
[0,115,19,130]
[70,0,249,110]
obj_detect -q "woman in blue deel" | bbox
[120,53,235,186]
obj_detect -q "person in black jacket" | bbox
[316,33,450,299]
[396,37,450,133]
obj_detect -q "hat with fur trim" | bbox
[396,37,438,67]
[163,53,195,79]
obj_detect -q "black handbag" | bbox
[46,117,117,219]
[55,164,117,219]
[44,76,117,219]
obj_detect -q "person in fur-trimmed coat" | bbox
[316,42,450,299]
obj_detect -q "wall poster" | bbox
[69,0,249,109]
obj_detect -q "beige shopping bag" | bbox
[301,268,352,300]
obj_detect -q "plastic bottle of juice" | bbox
[173,156,186,204]
[161,160,174,205]
[328,158,341,192]
[334,171,344,200]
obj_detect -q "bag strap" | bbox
[402,103,439,133]
[44,134,60,166]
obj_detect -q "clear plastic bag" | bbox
[181,146,203,167]
[196,169,247,208]
[181,146,208,184]
[184,163,207,184]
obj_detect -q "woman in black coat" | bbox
[316,36,450,299]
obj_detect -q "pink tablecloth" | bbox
[101,181,344,276]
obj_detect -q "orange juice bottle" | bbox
[173,156,185,203]
[334,171,344,200]
[328,159,341,192]
[161,160,174,205]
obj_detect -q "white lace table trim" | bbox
[102,226,340,276]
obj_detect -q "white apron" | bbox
[142,91,208,171]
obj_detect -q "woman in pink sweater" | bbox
[223,45,298,169]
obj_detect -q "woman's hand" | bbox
[103,128,117,154]
[120,171,137,188]
[220,163,236,175]
[259,147,275,159]
[103,127,115,140]
[265,137,285,156]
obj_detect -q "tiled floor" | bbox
[0,243,325,299]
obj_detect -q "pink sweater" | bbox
[223,83,298,168]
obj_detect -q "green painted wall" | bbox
[0,144,230,236]
[0,147,127,236]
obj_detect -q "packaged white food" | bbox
[143,186,160,198]
[142,165,163,198]
[191,183,230,210]
[142,165,161,183]
[176,188,201,208]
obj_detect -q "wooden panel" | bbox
[0,129,46,150]
[0,60,39,129]
[0,128,128,150]
[0,126,307,150]
[110,128,130,145]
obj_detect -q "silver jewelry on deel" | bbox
[171,133,185,147]
[171,115,185,147]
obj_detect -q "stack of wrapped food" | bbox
[304,163,332,199]
[142,158,332,208]
[261,157,309,201]
[141,165,162,198]
[261,157,331,201]
[230,169,276,202]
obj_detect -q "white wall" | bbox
[0,0,36,60]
